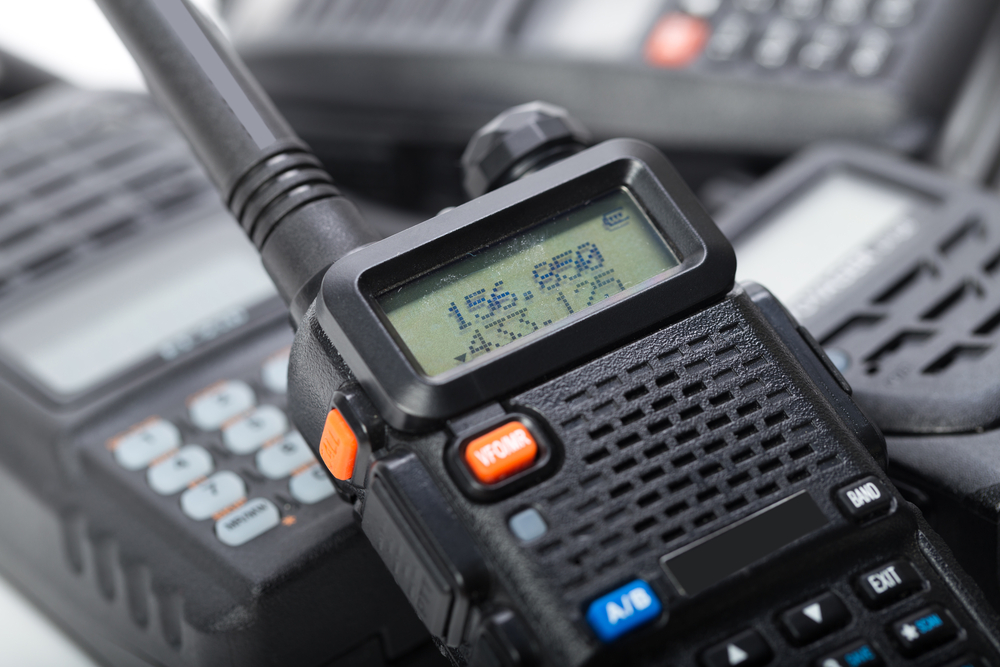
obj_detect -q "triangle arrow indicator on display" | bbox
[454,354,467,363]
[803,603,823,623]
[727,644,749,665]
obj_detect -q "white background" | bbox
[0,2,219,664]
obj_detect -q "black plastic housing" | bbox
[718,142,1000,611]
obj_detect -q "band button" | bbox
[835,476,892,521]
[586,580,662,643]
[464,421,538,485]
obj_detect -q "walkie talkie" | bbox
[96,1,1000,666]
[718,142,1000,615]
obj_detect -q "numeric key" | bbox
[188,380,255,431]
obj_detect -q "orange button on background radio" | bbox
[644,13,710,68]
[464,422,539,485]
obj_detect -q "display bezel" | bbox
[319,140,736,431]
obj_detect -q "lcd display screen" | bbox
[0,215,276,395]
[378,188,680,376]
[734,170,926,319]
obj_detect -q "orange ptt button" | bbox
[319,409,357,481]
[464,422,538,485]
[644,13,709,68]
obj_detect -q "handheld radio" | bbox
[0,84,441,667]
[718,143,1000,613]
[96,1,1000,665]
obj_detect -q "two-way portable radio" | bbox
[717,143,1000,614]
[95,1,1000,665]
[223,0,997,156]
[0,84,442,667]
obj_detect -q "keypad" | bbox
[215,498,281,547]
[856,560,923,608]
[261,348,289,395]
[693,562,974,664]
[890,606,960,657]
[702,629,772,667]
[288,464,336,505]
[111,418,180,471]
[818,640,883,666]
[222,404,287,455]
[585,580,662,643]
[182,471,247,520]
[147,445,214,496]
[108,350,334,547]
[188,380,256,431]
[662,0,916,77]
[780,592,850,645]
[256,432,317,480]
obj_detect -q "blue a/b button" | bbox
[586,579,662,642]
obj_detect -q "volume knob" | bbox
[461,101,590,199]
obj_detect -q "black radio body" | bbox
[719,143,1000,613]
[0,85,442,667]
[286,136,1000,666]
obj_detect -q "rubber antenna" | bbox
[94,0,378,321]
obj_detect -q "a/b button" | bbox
[464,421,538,484]
[586,580,662,643]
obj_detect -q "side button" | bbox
[702,629,772,667]
[835,477,893,521]
[319,409,358,481]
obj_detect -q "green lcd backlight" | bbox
[378,187,680,376]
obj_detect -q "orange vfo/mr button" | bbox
[464,422,539,485]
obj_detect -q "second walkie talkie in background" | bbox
[719,142,1000,614]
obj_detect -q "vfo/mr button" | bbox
[585,580,662,643]
[464,421,538,485]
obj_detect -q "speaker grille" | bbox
[818,213,1000,376]
[509,294,843,606]
[0,88,214,301]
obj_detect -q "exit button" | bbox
[586,580,662,643]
